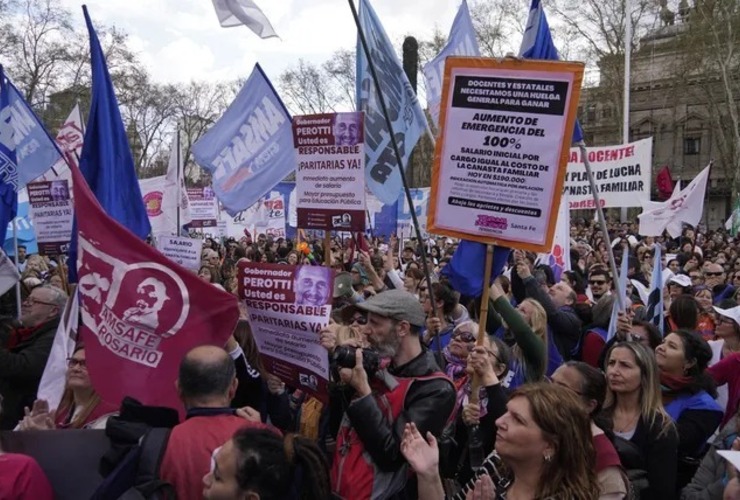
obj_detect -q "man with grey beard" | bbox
[322,289,455,499]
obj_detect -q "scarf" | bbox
[443,346,467,381]
[5,325,42,350]
[456,379,489,419]
[660,372,693,395]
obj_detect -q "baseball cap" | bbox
[668,274,692,288]
[713,305,740,328]
[354,289,426,327]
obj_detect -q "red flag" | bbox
[71,164,239,414]
[656,166,674,200]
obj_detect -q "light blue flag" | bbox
[4,199,37,256]
[422,0,480,127]
[519,0,583,143]
[607,245,630,342]
[356,0,430,205]
[192,64,295,216]
[645,245,664,336]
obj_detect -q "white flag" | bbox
[536,193,570,281]
[37,292,79,411]
[211,0,278,38]
[34,103,84,183]
[164,136,192,232]
[0,248,20,296]
[638,164,710,237]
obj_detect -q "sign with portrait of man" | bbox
[293,112,366,232]
[238,261,333,402]
[27,180,73,256]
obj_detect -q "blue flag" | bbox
[645,245,664,336]
[69,7,152,281]
[192,64,295,216]
[519,0,583,143]
[356,0,430,205]
[0,66,62,244]
[422,0,480,127]
[0,67,18,245]
[607,245,630,342]
[442,241,511,297]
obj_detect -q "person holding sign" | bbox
[327,289,456,499]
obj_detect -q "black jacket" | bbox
[342,348,455,499]
[0,318,60,429]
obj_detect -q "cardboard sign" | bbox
[156,236,203,271]
[428,57,583,252]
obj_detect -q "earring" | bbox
[544,454,552,462]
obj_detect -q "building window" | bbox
[586,105,596,122]
[602,107,613,119]
[684,137,701,155]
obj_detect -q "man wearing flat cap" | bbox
[325,289,455,499]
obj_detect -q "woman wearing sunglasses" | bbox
[437,321,510,488]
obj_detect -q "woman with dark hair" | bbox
[668,294,701,332]
[203,428,330,500]
[198,265,222,285]
[655,330,723,489]
[404,383,601,499]
[552,361,628,499]
[693,286,716,340]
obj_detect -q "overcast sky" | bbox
[61,0,470,85]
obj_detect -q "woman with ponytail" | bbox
[203,427,330,500]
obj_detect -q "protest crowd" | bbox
[2,0,740,498]
[4,219,740,500]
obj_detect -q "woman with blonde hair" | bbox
[483,283,548,389]
[602,341,679,499]
[403,382,601,499]
[19,345,117,430]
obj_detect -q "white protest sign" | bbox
[27,180,73,255]
[225,191,286,239]
[238,261,332,403]
[187,187,219,228]
[564,138,652,210]
[294,112,366,232]
[156,236,204,270]
[428,58,584,252]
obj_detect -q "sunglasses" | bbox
[350,315,367,325]
[452,331,476,343]
[589,280,607,286]
[706,272,724,277]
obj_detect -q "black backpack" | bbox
[91,397,179,500]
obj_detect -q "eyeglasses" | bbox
[690,275,702,280]
[452,331,476,343]
[642,254,653,260]
[589,280,607,286]
[706,272,724,277]
[24,296,58,307]
[628,332,647,343]
[350,315,367,325]
[733,275,740,280]
[66,357,87,369]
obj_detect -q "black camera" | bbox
[331,345,380,374]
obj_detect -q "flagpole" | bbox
[348,0,441,329]
[176,128,181,234]
[12,219,21,320]
[577,141,623,309]
[620,0,632,224]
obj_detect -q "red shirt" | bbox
[159,414,276,500]
[708,353,740,427]
[0,453,54,500]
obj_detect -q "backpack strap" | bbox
[136,428,172,483]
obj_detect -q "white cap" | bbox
[668,274,692,288]
[713,305,740,328]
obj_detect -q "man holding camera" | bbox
[323,289,455,499]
